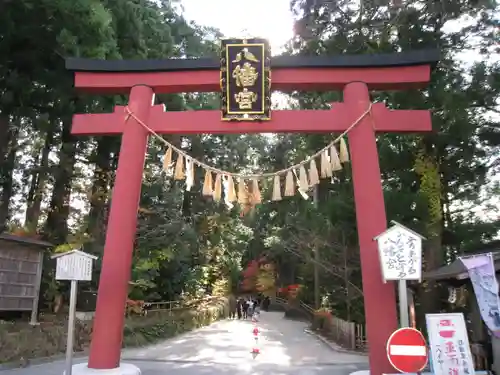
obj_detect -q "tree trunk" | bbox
[86,137,117,245]
[0,127,19,229]
[0,115,10,169]
[25,153,40,221]
[25,129,54,233]
[415,148,444,326]
[44,118,77,244]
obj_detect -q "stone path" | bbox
[0,311,368,375]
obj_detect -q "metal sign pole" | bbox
[65,279,78,375]
[398,279,409,327]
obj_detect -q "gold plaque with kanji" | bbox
[220,38,271,121]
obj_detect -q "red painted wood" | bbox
[87,85,154,370]
[345,82,399,375]
[73,65,431,94]
[71,61,434,375]
[72,104,431,135]
[72,106,126,135]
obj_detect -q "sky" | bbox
[181,0,295,53]
[180,1,499,225]
[12,1,498,228]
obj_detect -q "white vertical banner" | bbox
[426,313,474,375]
[460,253,500,336]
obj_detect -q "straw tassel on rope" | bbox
[294,169,309,200]
[339,137,350,163]
[237,178,248,204]
[174,153,185,180]
[226,175,237,202]
[271,175,282,201]
[185,158,195,191]
[320,150,332,178]
[284,171,295,197]
[330,145,342,171]
[298,165,309,191]
[202,170,213,196]
[163,147,172,171]
[156,121,354,207]
[308,159,320,186]
[251,178,261,205]
[213,174,222,201]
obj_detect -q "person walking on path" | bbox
[262,296,270,311]
[247,298,255,318]
[236,298,243,319]
[242,298,249,319]
[254,298,261,315]
[228,295,237,319]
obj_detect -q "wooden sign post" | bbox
[52,250,98,375]
[375,221,425,327]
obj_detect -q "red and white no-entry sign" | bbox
[386,327,428,373]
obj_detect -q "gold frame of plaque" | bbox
[220,38,271,121]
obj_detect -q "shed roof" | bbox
[424,245,500,282]
[51,249,98,260]
[0,233,52,248]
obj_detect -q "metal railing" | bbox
[274,297,287,305]
[141,296,220,315]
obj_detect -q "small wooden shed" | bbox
[0,233,52,324]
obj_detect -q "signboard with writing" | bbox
[53,250,97,281]
[460,253,500,336]
[220,38,271,121]
[375,221,424,282]
[426,313,474,375]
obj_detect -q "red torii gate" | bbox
[66,49,438,375]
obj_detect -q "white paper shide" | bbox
[375,221,424,282]
[426,313,474,375]
[53,250,97,281]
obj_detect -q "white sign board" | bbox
[375,222,424,282]
[426,313,474,375]
[53,250,97,281]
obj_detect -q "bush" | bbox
[0,298,228,365]
[122,299,228,347]
[311,310,333,331]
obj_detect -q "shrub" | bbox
[311,309,333,331]
[0,298,228,365]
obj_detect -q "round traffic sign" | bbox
[386,327,428,373]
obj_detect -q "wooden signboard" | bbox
[220,38,271,121]
[53,250,97,281]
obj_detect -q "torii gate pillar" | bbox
[345,82,398,368]
[66,49,438,375]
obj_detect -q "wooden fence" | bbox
[142,296,220,315]
[273,297,493,368]
[354,321,367,350]
[274,296,366,351]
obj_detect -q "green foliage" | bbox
[122,301,229,347]
[0,299,228,364]
[0,0,499,333]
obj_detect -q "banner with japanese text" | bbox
[426,313,474,375]
[460,253,500,336]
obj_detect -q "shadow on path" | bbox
[122,311,368,366]
[0,312,368,375]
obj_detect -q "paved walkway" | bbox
[0,311,367,375]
